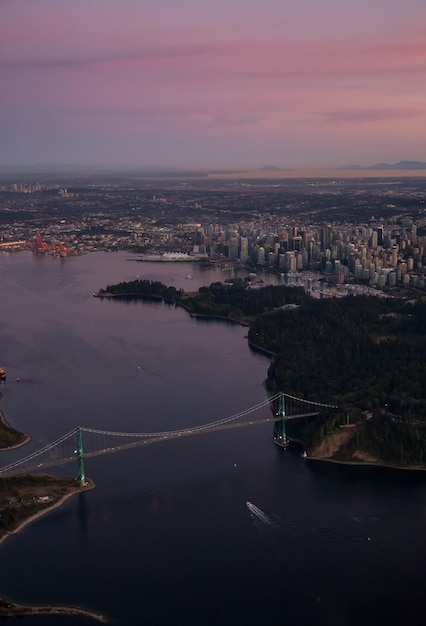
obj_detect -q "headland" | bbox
[0,409,31,449]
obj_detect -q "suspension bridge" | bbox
[0,392,338,484]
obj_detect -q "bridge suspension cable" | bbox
[0,391,338,477]
[81,392,283,439]
[282,393,339,410]
[0,428,79,476]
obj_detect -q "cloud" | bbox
[321,108,425,126]
[0,42,224,70]
[1,34,426,83]
[2,2,426,167]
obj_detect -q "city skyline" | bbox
[1,0,426,169]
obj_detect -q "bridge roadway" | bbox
[2,411,322,477]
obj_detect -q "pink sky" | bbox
[1,0,426,169]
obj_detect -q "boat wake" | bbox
[246,501,280,528]
[245,500,406,562]
[244,498,410,617]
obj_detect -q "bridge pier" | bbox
[273,393,288,449]
[76,428,87,485]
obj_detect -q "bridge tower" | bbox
[273,393,288,449]
[76,428,86,485]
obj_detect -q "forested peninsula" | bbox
[96,277,306,321]
[97,278,426,469]
[252,295,426,468]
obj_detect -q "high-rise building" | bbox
[284,251,296,271]
[228,237,239,259]
[321,225,332,250]
[240,237,249,262]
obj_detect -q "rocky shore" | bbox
[0,409,31,449]
[307,429,426,474]
[0,597,107,622]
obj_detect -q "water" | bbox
[0,251,425,625]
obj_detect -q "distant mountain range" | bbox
[342,160,426,170]
[1,161,426,176]
[256,165,281,171]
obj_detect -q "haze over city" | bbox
[1,0,426,170]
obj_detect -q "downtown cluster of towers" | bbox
[194,220,425,289]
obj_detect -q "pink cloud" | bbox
[2,36,426,81]
[2,1,426,166]
[321,108,426,126]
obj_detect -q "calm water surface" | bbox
[0,251,425,626]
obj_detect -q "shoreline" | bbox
[287,438,426,474]
[95,291,252,326]
[306,455,426,474]
[189,311,250,326]
[0,598,107,623]
[247,338,277,357]
[0,409,31,449]
[0,479,95,546]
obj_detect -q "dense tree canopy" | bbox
[249,296,426,466]
[100,278,306,321]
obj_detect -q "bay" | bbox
[0,251,425,625]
